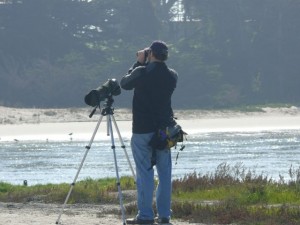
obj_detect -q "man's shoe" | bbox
[126,217,154,224]
[156,217,170,224]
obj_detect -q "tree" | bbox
[1,0,300,108]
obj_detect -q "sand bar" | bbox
[1,105,300,141]
[1,115,300,142]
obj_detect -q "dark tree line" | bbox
[0,0,299,108]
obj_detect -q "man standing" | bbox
[121,40,178,224]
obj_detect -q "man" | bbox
[120,40,178,224]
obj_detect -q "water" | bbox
[1,129,300,185]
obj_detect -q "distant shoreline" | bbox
[1,106,300,141]
[1,105,300,125]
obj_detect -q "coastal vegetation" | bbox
[1,163,300,224]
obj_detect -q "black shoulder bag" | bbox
[148,121,187,170]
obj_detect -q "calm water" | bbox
[1,129,300,185]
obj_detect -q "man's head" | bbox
[148,40,168,62]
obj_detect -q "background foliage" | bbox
[0,0,299,108]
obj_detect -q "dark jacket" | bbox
[121,61,178,134]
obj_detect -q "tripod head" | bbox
[89,95,115,118]
[101,96,115,116]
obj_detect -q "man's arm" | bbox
[120,63,145,90]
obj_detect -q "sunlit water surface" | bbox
[1,129,300,185]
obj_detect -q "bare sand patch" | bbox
[0,201,195,225]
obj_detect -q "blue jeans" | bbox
[131,132,172,220]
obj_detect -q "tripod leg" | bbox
[111,114,136,182]
[108,114,126,225]
[56,114,104,224]
[106,115,110,136]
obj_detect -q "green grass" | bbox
[0,176,135,204]
[172,181,300,205]
[2,163,300,224]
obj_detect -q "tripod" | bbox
[56,96,136,225]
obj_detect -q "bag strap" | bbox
[175,130,188,165]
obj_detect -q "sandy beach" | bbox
[1,105,300,225]
[0,201,193,225]
[1,106,300,141]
